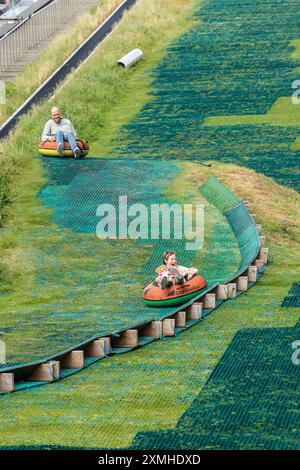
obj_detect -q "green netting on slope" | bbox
[0,159,242,367]
[200,177,259,273]
[130,319,300,450]
[0,165,260,368]
[226,202,259,272]
[200,177,241,215]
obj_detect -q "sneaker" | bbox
[73,147,81,159]
[161,276,168,290]
[161,276,173,290]
[57,142,64,157]
[169,267,184,284]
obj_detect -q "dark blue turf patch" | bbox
[282,282,300,308]
[130,319,300,450]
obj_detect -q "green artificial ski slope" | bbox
[0,0,299,451]
[0,159,240,366]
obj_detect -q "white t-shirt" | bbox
[42,118,77,142]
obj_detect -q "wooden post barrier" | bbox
[227,283,237,299]
[48,360,60,379]
[28,361,60,382]
[259,247,269,264]
[216,285,228,300]
[254,258,265,273]
[113,329,138,348]
[175,311,186,328]
[162,318,175,337]
[237,276,248,292]
[141,321,162,339]
[0,373,15,392]
[61,350,84,369]
[102,337,111,354]
[259,235,266,247]
[247,265,257,283]
[85,339,107,358]
[203,293,216,309]
[187,302,203,321]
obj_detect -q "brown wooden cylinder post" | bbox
[61,350,84,369]
[102,337,111,355]
[259,235,266,247]
[254,258,265,273]
[141,321,162,338]
[203,293,216,309]
[237,276,248,292]
[259,247,269,264]
[227,283,236,299]
[0,373,15,392]
[113,330,138,348]
[247,265,257,283]
[216,285,228,300]
[48,360,60,380]
[187,302,203,321]
[162,318,175,337]
[28,362,60,382]
[175,311,186,328]
[85,339,107,358]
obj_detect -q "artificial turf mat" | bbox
[130,319,300,450]
[281,282,300,308]
[0,160,241,366]
[0,0,299,451]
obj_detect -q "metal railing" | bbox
[0,0,90,73]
